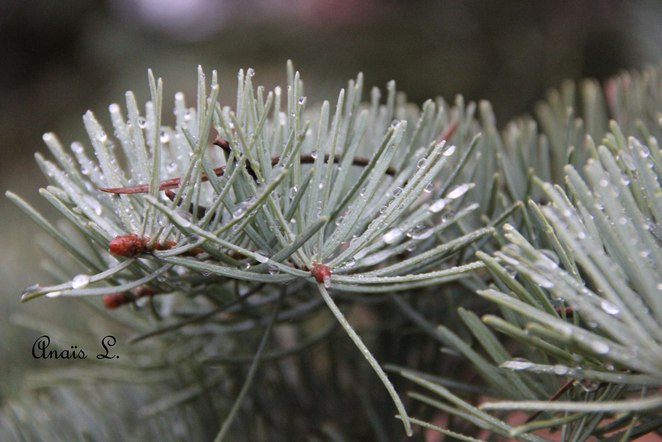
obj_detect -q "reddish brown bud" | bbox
[102,293,132,310]
[311,263,332,288]
[109,234,147,258]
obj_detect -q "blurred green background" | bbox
[2,0,662,418]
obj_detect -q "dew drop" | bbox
[298,97,305,105]
[531,273,554,288]
[447,183,471,200]
[442,145,456,156]
[359,187,367,197]
[288,186,298,199]
[137,116,147,129]
[383,228,403,244]
[428,199,446,213]
[310,150,318,159]
[254,251,269,263]
[441,211,456,222]
[553,364,569,375]
[46,291,63,298]
[233,201,250,218]
[621,152,637,170]
[345,257,356,268]
[424,182,434,193]
[71,274,91,289]
[417,158,427,169]
[71,142,84,154]
[591,340,610,355]
[392,187,403,198]
[335,215,344,226]
[173,210,192,227]
[97,131,108,142]
[160,129,170,143]
[167,162,178,174]
[379,205,388,214]
[268,264,280,275]
[501,358,534,370]
[83,195,103,215]
[600,300,620,315]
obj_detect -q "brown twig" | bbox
[99,137,398,195]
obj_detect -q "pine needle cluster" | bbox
[4,61,662,441]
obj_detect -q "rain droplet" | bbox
[233,201,250,218]
[379,205,388,214]
[531,273,554,288]
[83,195,103,215]
[428,199,446,213]
[138,116,147,129]
[553,364,569,375]
[288,186,298,199]
[46,291,62,298]
[254,251,269,263]
[71,274,91,289]
[591,340,610,355]
[501,358,534,370]
[268,264,280,275]
[383,228,403,244]
[335,215,344,226]
[298,97,306,105]
[417,158,427,169]
[310,150,318,159]
[344,257,356,268]
[167,162,179,174]
[71,142,84,154]
[97,131,108,142]
[160,129,170,143]
[424,183,434,193]
[359,187,367,197]
[621,152,637,170]
[447,183,471,200]
[442,145,456,156]
[600,300,620,315]
[392,187,403,198]
[441,211,456,222]
[173,210,192,227]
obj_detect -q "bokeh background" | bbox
[3,0,662,425]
